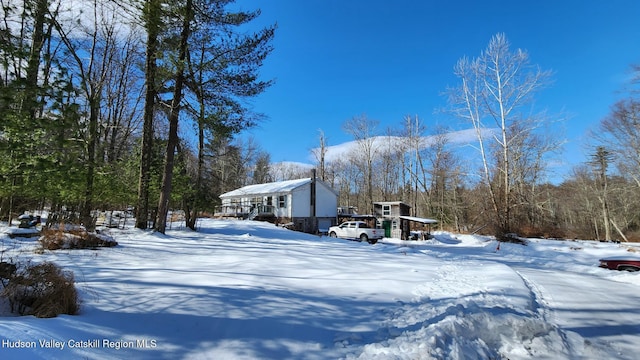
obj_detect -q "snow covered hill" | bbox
[1,219,639,359]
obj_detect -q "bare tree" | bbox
[252,151,272,184]
[597,99,640,188]
[237,137,262,186]
[332,157,362,214]
[448,33,554,236]
[564,166,600,239]
[206,136,244,196]
[343,114,379,214]
[312,129,328,181]
[580,64,640,241]
[425,128,465,226]
[52,0,138,229]
[270,162,311,182]
[375,128,404,202]
[100,29,143,166]
[399,115,425,215]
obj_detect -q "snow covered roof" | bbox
[220,178,313,198]
[374,201,411,207]
[399,215,438,224]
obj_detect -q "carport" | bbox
[399,215,438,240]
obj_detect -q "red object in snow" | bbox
[599,258,640,271]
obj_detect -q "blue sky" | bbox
[237,0,640,179]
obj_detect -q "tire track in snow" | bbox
[514,269,574,352]
[514,268,621,359]
[346,262,581,359]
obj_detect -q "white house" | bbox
[218,177,338,233]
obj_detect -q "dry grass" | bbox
[39,227,118,250]
[2,261,79,318]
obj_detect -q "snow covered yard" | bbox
[0,219,639,359]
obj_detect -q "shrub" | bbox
[0,261,17,288]
[39,226,117,250]
[497,232,528,245]
[2,261,79,318]
[0,261,17,279]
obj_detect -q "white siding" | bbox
[274,194,291,218]
[315,183,338,217]
[290,184,310,217]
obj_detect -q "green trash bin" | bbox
[382,220,392,238]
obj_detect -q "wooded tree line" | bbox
[0,0,275,233]
[314,111,640,241]
[312,35,640,241]
[1,7,638,242]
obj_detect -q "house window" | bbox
[267,196,273,206]
[383,205,391,216]
[278,195,287,208]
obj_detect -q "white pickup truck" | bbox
[327,221,383,244]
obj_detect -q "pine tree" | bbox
[153,0,275,233]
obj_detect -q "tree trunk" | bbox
[186,119,205,231]
[81,98,98,231]
[136,0,161,230]
[24,0,48,119]
[611,218,629,242]
[602,197,612,241]
[155,0,192,233]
